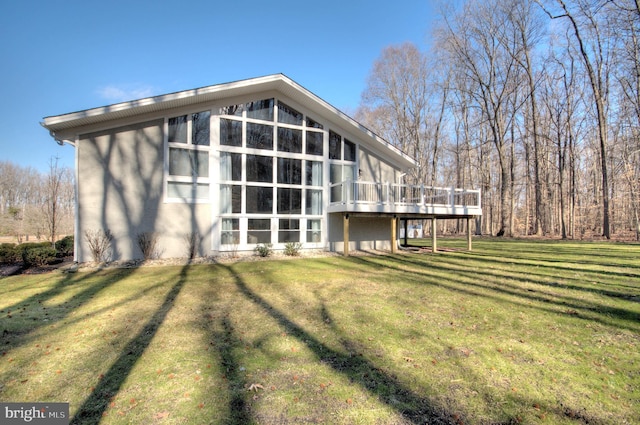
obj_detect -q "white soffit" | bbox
[42,74,416,167]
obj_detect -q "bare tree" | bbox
[43,157,74,244]
[537,0,617,238]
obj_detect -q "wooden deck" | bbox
[328,181,482,218]
[328,181,482,256]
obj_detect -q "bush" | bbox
[0,243,19,264]
[22,246,58,267]
[85,229,113,263]
[184,232,201,260]
[254,243,273,257]
[137,232,161,260]
[55,235,74,257]
[284,242,303,256]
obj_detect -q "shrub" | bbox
[22,246,58,267]
[0,243,19,264]
[254,243,273,257]
[55,235,74,257]
[84,229,113,263]
[184,232,201,260]
[284,242,303,256]
[137,232,161,260]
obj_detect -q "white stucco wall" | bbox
[77,119,212,262]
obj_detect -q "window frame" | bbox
[165,110,212,203]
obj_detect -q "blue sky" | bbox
[1,0,434,172]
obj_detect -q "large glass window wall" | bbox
[165,98,361,249]
[216,98,330,248]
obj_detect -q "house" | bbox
[42,74,481,262]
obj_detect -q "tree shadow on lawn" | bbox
[0,268,137,353]
[350,254,640,333]
[70,266,189,424]
[202,307,252,425]
[221,264,460,425]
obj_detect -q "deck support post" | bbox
[391,215,397,254]
[432,217,437,253]
[343,214,350,256]
[467,217,472,251]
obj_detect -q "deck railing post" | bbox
[421,184,425,206]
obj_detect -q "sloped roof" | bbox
[42,74,416,168]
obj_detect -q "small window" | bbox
[277,127,302,153]
[168,115,188,144]
[167,182,209,199]
[169,148,209,178]
[221,218,240,245]
[344,139,356,162]
[278,158,302,185]
[220,152,242,181]
[220,185,241,214]
[329,130,341,159]
[306,189,323,215]
[277,188,302,215]
[305,160,322,186]
[192,111,210,146]
[219,104,244,116]
[248,218,271,244]
[247,123,273,150]
[246,98,274,121]
[278,219,300,243]
[278,102,303,125]
[220,119,242,147]
[246,187,273,214]
[307,219,322,243]
[306,117,323,129]
[246,155,273,183]
[306,131,323,156]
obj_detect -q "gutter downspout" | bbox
[41,123,76,147]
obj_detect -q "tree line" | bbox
[0,159,74,244]
[356,0,640,240]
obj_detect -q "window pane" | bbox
[246,98,274,121]
[330,164,342,183]
[246,186,273,213]
[221,218,240,245]
[307,219,322,242]
[306,116,323,129]
[277,127,302,153]
[192,111,210,145]
[277,188,301,214]
[344,138,356,162]
[329,130,341,159]
[246,155,273,182]
[169,148,208,177]
[278,219,300,243]
[247,122,273,150]
[306,189,323,215]
[306,131,323,156]
[220,119,242,147]
[167,182,209,199]
[219,104,244,116]
[168,115,187,144]
[248,218,271,244]
[220,152,241,181]
[220,185,241,214]
[278,158,302,185]
[305,160,323,186]
[277,102,303,125]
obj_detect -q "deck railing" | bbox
[329,180,481,212]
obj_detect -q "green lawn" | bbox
[1,238,638,424]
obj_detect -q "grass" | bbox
[0,238,638,424]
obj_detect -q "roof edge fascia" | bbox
[42,74,416,167]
